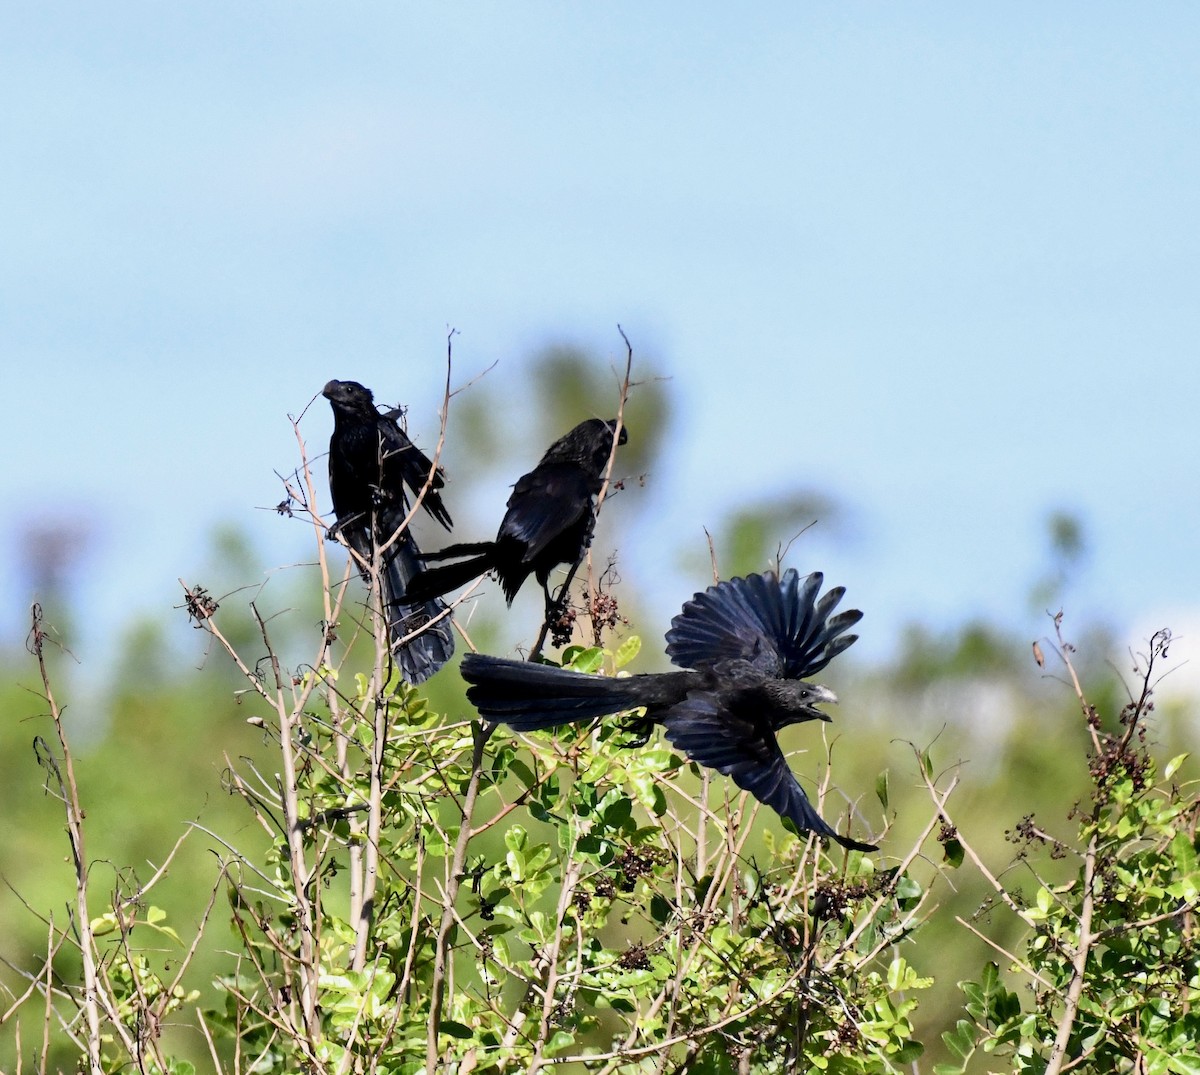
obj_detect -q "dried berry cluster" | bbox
[546,598,578,648]
[184,585,219,624]
[588,589,624,634]
[617,942,651,970]
[614,846,668,892]
[811,878,874,922]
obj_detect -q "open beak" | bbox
[809,683,838,722]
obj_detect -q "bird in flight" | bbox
[461,569,875,851]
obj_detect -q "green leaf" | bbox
[90,913,119,936]
[1035,887,1053,915]
[603,795,633,829]
[508,759,536,790]
[1166,1053,1200,1075]
[980,961,999,994]
[144,921,184,945]
[582,752,612,783]
[504,825,528,853]
[893,872,923,909]
[942,837,964,869]
[875,769,890,810]
[614,634,642,668]
[941,1019,976,1062]
[886,956,934,992]
[567,647,605,673]
[545,1029,576,1056]
[506,847,525,881]
[921,750,935,780]
[1165,753,1189,781]
[1171,830,1198,874]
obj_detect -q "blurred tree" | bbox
[446,342,667,486]
[14,513,95,630]
[1029,509,1089,613]
[682,490,845,581]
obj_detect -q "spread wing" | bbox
[665,570,861,679]
[661,691,875,852]
[498,461,594,563]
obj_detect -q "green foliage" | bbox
[939,628,1200,1074]
[6,570,1199,1074]
[893,621,1024,688]
[193,642,928,1073]
[4,349,1197,1073]
[447,343,669,496]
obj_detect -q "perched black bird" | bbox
[407,418,627,607]
[323,379,455,684]
[461,570,875,851]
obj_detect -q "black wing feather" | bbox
[499,463,593,564]
[377,415,452,531]
[661,691,875,852]
[665,569,862,679]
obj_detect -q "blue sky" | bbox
[4,5,1199,682]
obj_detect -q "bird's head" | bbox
[323,380,376,417]
[590,417,628,468]
[541,417,630,472]
[793,681,838,723]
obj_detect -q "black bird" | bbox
[407,418,627,607]
[460,570,875,851]
[323,379,455,684]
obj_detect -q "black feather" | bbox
[407,418,627,605]
[324,379,454,684]
[665,568,862,679]
[460,570,875,851]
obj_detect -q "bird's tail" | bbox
[419,541,496,561]
[380,538,455,684]
[461,653,649,732]
[339,515,454,684]
[405,548,496,603]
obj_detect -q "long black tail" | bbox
[346,517,454,684]
[382,538,455,684]
[460,654,656,731]
[405,546,497,603]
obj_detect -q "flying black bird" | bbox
[323,379,455,684]
[460,569,875,851]
[406,418,627,607]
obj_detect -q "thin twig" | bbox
[28,605,104,1075]
[426,721,494,1074]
